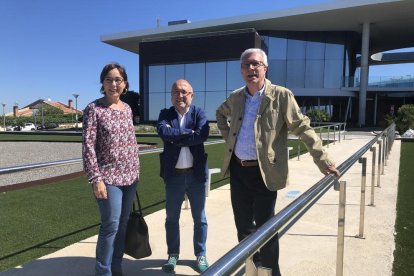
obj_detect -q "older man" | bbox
[216,48,339,275]
[157,79,210,273]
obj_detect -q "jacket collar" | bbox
[258,79,275,115]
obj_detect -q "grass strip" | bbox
[393,141,414,276]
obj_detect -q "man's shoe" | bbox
[162,255,178,273]
[196,256,209,273]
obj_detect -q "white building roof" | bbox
[101,0,414,55]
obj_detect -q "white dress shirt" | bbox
[175,110,194,169]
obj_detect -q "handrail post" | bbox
[327,126,330,148]
[369,147,376,207]
[387,131,392,157]
[297,137,301,161]
[376,139,382,187]
[381,137,386,175]
[288,147,293,160]
[333,124,336,145]
[338,123,341,143]
[343,123,346,140]
[384,134,388,166]
[356,157,367,238]
[336,180,347,276]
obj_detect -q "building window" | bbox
[146,59,242,121]
[264,32,346,89]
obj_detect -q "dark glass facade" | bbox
[141,30,358,122]
[147,61,244,120]
[262,31,352,89]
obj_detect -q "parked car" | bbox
[21,123,36,131]
[37,122,59,130]
[5,126,17,131]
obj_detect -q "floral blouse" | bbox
[82,100,140,186]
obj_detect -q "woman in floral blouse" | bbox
[82,63,140,276]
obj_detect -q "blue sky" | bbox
[0,0,413,113]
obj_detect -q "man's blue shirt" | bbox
[234,86,265,160]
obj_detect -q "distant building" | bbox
[6,99,82,117]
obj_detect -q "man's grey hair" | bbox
[240,48,268,67]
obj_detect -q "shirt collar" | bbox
[245,84,265,98]
[175,107,190,118]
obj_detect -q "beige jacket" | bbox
[216,79,334,191]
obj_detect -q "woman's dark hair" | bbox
[99,63,129,94]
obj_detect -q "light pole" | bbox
[41,100,44,128]
[1,103,5,131]
[72,93,79,129]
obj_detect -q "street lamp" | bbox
[72,93,79,129]
[1,103,5,131]
[33,108,40,129]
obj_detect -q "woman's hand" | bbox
[93,181,108,199]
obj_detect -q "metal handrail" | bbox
[0,140,224,175]
[0,158,82,174]
[202,123,395,275]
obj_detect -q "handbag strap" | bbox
[132,191,143,214]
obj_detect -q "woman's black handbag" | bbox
[124,191,152,259]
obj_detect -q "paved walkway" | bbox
[1,132,400,276]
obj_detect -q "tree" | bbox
[31,103,64,115]
[121,90,140,124]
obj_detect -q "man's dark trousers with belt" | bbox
[230,155,281,276]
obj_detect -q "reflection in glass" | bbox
[186,63,205,92]
[149,93,166,121]
[306,39,325,59]
[325,33,344,59]
[205,91,227,118]
[166,64,185,89]
[305,60,324,88]
[268,35,287,59]
[268,59,286,86]
[206,62,226,91]
[324,59,343,88]
[192,91,206,110]
[287,59,305,88]
[227,60,245,90]
[149,65,165,93]
[287,37,306,59]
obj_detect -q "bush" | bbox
[4,114,77,127]
[305,109,330,122]
[395,104,414,133]
[383,104,414,133]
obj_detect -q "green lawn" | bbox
[0,139,306,271]
[393,141,414,276]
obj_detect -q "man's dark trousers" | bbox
[229,155,281,276]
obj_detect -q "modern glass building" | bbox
[101,0,414,125]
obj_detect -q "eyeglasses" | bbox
[172,90,192,97]
[104,77,124,85]
[241,61,266,69]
